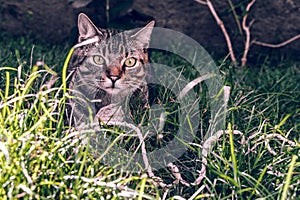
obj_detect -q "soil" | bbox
[1,0,300,63]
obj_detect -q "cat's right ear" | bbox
[78,13,102,42]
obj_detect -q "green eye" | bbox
[124,57,137,67]
[93,55,104,65]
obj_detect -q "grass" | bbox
[0,33,299,199]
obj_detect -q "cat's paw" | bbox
[95,103,125,125]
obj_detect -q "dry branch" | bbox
[246,132,297,155]
[195,0,300,67]
[253,34,300,48]
[194,0,207,5]
[167,163,190,186]
[195,0,237,66]
[241,0,256,67]
[192,129,245,185]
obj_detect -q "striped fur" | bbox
[67,13,154,123]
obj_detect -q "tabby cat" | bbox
[67,13,155,125]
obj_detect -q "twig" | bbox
[281,128,293,152]
[108,122,155,177]
[0,142,9,162]
[206,0,237,66]
[167,163,190,186]
[262,133,296,146]
[266,166,285,177]
[189,185,206,200]
[98,121,172,188]
[162,188,170,200]
[241,0,256,67]
[194,0,237,66]
[246,132,297,155]
[253,34,300,48]
[64,175,154,199]
[193,129,244,185]
[194,0,207,5]
[43,75,59,90]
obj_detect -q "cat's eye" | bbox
[93,55,104,65]
[124,57,137,67]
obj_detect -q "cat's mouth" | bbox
[101,79,126,94]
[103,87,123,94]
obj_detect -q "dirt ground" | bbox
[1,0,300,62]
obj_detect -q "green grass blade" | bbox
[280,155,298,200]
[2,71,10,118]
[56,47,75,132]
[138,177,147,200]
[275,114,291,131]
[228,123,239,187]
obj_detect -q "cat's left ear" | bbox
[78,13,103,42]
[130,21,155,49]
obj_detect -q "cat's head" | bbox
[73,13,155,96]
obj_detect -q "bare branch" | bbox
[253,34,300,48]
[196,0,300,67]
[195,0,237,66]
[167,163,190,186]
[194,0,207,5]
[193,129,245,185]
[241,0,256,67]
[246,132,296,155]
[98,121,173,188]
[111,122,155,177]
[206,0,237,65]
[189,185,207,200]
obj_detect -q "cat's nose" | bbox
[109,76,120,82]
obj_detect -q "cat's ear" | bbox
[130,21,155,49]
[77,13,102,42]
